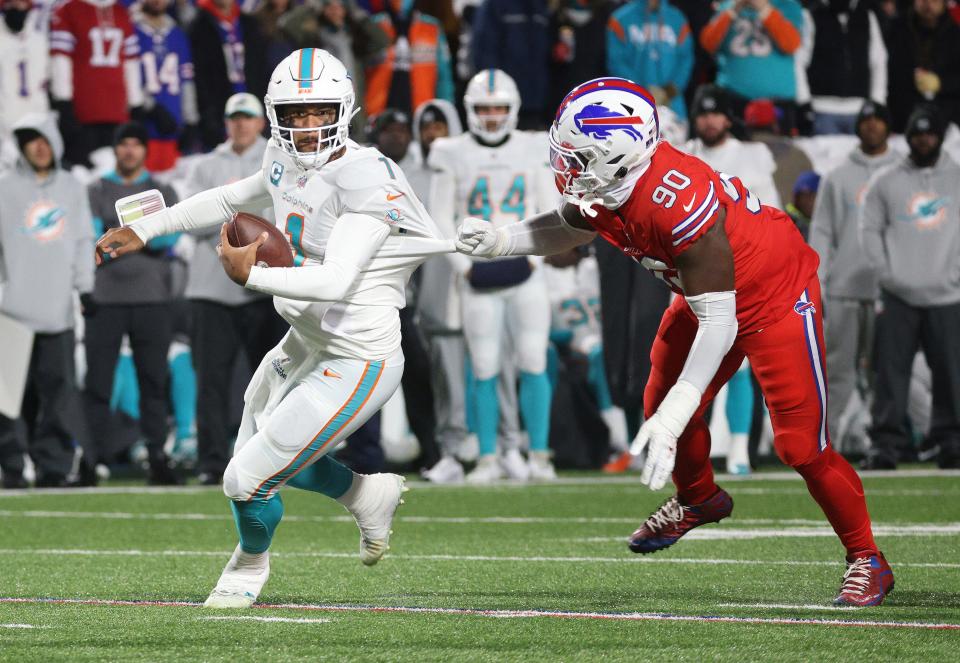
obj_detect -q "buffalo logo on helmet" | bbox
[573,104,645,141]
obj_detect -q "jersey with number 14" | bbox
[585,141,818,334]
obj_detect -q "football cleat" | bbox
[628,488,734,554]
[602,451,633,474]
[348,473,407,566]
[833,551,894,607]
[527,452,557,481]
[501,449,530,481]
[465,455,505,484]
[204,545,270,608]
[421,456,465,484]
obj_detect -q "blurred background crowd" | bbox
[1,0,959,488]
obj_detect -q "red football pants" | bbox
[644,277,877,555]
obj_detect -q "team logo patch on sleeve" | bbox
[270,161,285,186]
[794,300,816,316]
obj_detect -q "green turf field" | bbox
[1,469,958,661]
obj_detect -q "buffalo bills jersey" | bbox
[50,0,139,124]
[584,141,819,333]
[134,15,194,138]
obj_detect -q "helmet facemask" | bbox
[549,124,610,197]
[266,96,358,169]
[466,102,518,144]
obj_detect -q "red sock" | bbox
[673,418,718,505]
[795,447,877,556]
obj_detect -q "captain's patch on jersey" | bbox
[270,161,285,186]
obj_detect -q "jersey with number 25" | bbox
[585,141,818,334]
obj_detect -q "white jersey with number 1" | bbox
[0,8,50,134]
[260,138,442,360]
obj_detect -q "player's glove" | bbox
[455,216,507,258]
[630,380,701,490]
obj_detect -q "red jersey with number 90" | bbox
[585,141,819,334]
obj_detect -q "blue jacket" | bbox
[472,0,551,114]
[607,0,694,118]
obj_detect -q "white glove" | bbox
[455,216,506,258]
[630,380,702,491]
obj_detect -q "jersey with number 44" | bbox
[262,139,442,360]
[429,131,557,232]
[585,141,818,334]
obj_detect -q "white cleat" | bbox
[421,456,465,484]
[348,473,407,566]
[500,448,530,481]
[465,455,505,484]
[204,545,270,608]
[528,452,557,481]
[726,433,752,476]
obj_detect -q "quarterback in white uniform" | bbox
[96,49,444,608]
[428,69,559,482]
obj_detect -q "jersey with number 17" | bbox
[583,141,819,334]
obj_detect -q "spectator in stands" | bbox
[253,0,293,73]
[0,0,50,139]
[0,114,93,488]
[744,98,813,205]
[549,1,616,114]
[183,93,286,485]
[798,0,887,135]
[133,0,200,171]
[84,123,182,485]
[700,0,803,130]
[809,100,897,453]
[784,170,818,239]
[50,0,146,167]
[685,85,782,209]
[279,0,388,137]
[365,0,454,118]
[886,0,960,132]
[860,104,960,469]
[606,0,694,119]
[471,0,550,128]
[188,0,268,150]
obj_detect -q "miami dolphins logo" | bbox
[22,202,65,241]
[901,193,948,229]
[574,104,645,140]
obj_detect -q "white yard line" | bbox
[0,623,42,629]
[199,615,330,624]
[1,509,957,529]
[574,524,960,542]
[718,603,859,612]
[0,547,957,569]
[0,468,956,498]
[0,596,956,631]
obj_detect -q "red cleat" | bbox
[628,488,734,554]
[602,451,633,474]
[834,551,895,606]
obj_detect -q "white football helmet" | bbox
[264,48,358,169]
[549,77,660,197]
[464,69,520,144]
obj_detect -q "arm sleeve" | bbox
[497,208,597,256]
[73,192,96,294]
[868,11,888,104]
[761,5,802,54]
[50,54,73,101]
[807,174,835,286]
[428,156,473,275]
[129,172,271,242]
[434,32,455,103]
[700,10,733,55]
[673,20,695,91]
[123,24,144,108]
[859,176,889,277]
[606,15,632,79]
[677,290,739,394]
[244,213,389,302]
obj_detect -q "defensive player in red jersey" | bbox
[455,77,894,607]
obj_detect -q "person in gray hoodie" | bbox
[0,112,94,488]
[860,103,960,469]
[809,101,898,452]
[184,93,287,485]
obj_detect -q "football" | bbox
[224,212,294,268]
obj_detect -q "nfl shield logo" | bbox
[270,161,284,186]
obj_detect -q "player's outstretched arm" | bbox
[455,202,596,259]
[631,211,738,490]
[243,213,390,302]
[103,173,272,254]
